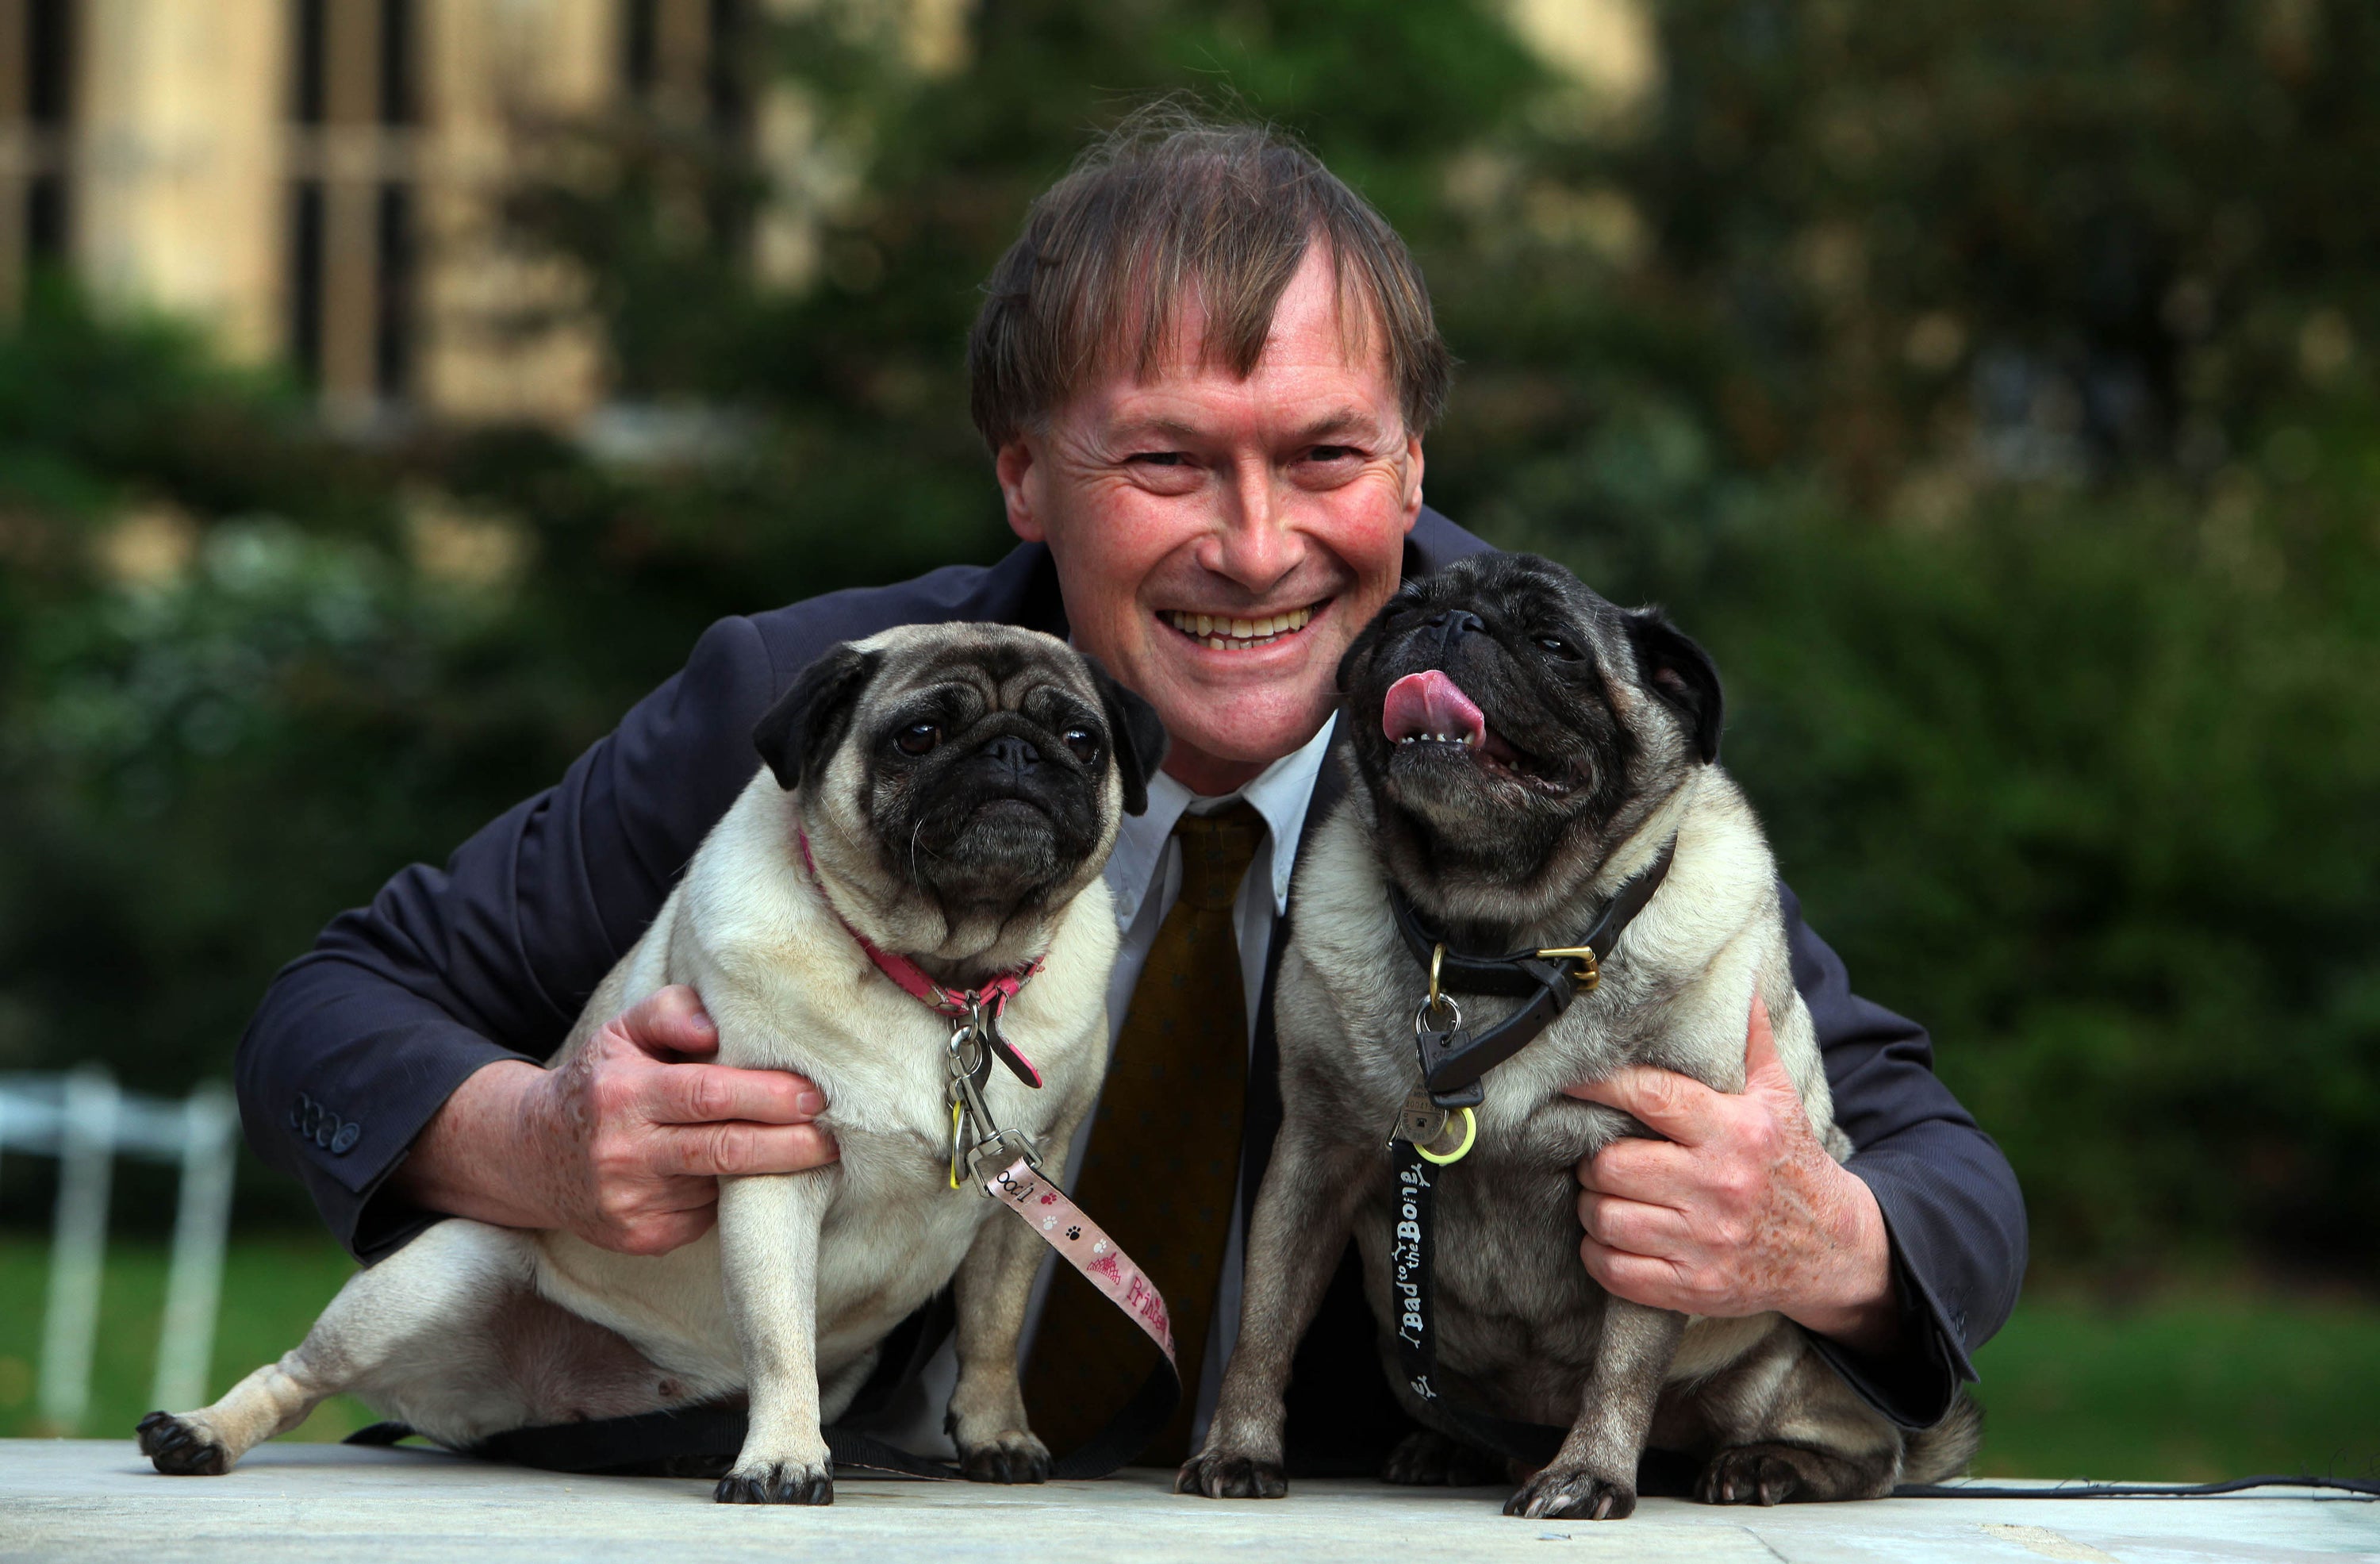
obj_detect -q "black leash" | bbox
[1893,1477,2380,1500]
[1386,1143,1567,1466]
[1383,843,1679,1465]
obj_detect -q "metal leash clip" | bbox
[946,1009,1041,1192]
[1394,943,1478,1165]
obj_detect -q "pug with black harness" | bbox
[138,624,1175,1504]
[1179,554,1980,1520]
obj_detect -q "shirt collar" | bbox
[1104,712,1338,928]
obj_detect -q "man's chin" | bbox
[1148,693,1337,792]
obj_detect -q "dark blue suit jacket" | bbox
[238,508,2025,1458]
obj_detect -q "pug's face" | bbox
[755,624,1165,967]
[1338,553,1722,930]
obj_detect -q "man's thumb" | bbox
[1745,993,1795,1094]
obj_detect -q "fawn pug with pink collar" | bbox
[140,624,1163,1504]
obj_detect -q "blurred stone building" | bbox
[0,0,782,428]
[0,0,1647,431]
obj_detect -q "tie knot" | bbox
[1173,801,1265,913]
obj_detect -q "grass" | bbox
[1967,1282,2380,1482]
[0,1235,377,1443]
[4,1235,2377,1482]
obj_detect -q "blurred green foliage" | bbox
[1,0,2374,1270]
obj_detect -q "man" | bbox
[240,115,2024,1473]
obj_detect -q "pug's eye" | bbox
[1061,728,1100,764]
[1536,635,1580,659]
[894,723,941,755]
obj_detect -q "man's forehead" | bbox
[1067,248,1404,438]
[1094,397,1395,442]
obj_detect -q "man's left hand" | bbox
[1564,995,1902,1354]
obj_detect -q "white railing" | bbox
[0,1068,239,1431]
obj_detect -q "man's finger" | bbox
[1579,1235,1691,1309]
[647,1061,827,1126]
[1576,1189,1690,1255]
[1577,1135,1697,1203]
[654,1121,839,1179]
[616,985,720,1060]
[1564,1065,1723,1147]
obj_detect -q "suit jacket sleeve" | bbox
[236,614,787,1261]
[1786,882,2029,1428]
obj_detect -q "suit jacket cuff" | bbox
[240,982,532,1264]
[1807,1155,1981,1431]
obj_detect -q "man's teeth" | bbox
[1397,732,1479,747]
[1165,604,1316,651]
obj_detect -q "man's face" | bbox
[996,245,1425,796]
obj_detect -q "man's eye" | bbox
[1061,728,1100,763]
[1306,444,1361,463]
[895,723,941,755]
[1128,451,1186,467]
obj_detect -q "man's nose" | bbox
[981,734,1042,777]
[1200,462,1306,591]
[1429,609,1485,655]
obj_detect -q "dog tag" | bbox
[1395,1089,1449,1148]
[1392,1089,1476,1163]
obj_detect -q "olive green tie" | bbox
[1024,801,1264,1466]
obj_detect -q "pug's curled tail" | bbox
[1902,1391,1984,1485]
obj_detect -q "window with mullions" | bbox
[283,0,417,406]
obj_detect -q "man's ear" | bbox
[1626,609,1725,763]
[1083,655,1168,817]
[752,643,881,792]
[996,439,1044,543]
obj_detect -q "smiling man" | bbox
[239,113,2024,1479]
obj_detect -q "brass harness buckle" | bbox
[1533,946,1602,993]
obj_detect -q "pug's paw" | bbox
[1695,1443,1810,1505]
[958,1429,1050,1484]
[1383,1428,1508,1487]
[137,1411,232,1476]
[1176,1449,1288,1500]
[714,1458,834,1504]
[1503,1465,1636,1520]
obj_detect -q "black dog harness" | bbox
[1383,840,1676,1465]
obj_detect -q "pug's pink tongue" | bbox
[1383,670,1487,746]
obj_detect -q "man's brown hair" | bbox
[967,106,1451,450]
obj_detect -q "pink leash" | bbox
[799,827,1179,1397]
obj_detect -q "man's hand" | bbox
[1564,996,1900,1354]
[392,986,838,1255]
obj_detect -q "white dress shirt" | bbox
[854,715,1339,1460]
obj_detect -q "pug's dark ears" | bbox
[1084,656,1168,817]
[753,643,882,793]
[1626,610,1725,763]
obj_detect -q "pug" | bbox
[139,623,1165,1504]
[1179,554,1979,1519]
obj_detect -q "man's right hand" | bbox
[390,985,837,1255]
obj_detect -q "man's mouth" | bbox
[1161,601,1322,652]
[1381,669,1542,782]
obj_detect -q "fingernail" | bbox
[797,1091,824,1116]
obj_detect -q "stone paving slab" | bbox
[1,1441,2374,1563]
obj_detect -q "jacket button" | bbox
[291,1092,311,1130]
[331,1122,359,1155]
[314,1116,336,1148]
